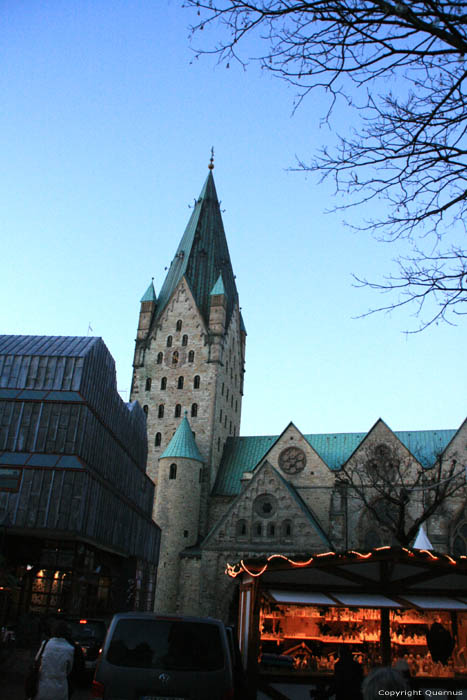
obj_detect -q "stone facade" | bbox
[130,167,467,621]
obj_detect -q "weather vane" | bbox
[208,147,215,170]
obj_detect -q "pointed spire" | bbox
[210,274,225,296]
[160,413,204,462]
[140,278,157,303]
[155,168,239,327]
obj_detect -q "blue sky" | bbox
[1,0,465,437]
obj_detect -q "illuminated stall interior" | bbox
[228,548,467,683]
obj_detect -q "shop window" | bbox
[172,351,179,366]
[175,404,182,418]
[176,320,182,332]
[145,378,152,391]
[158,404,164,418]
[177,376,184,389]
[182,334,188,346]
[169,463,177,480]
[194,375,200,389]
[237,520,248,537]
[191,403,198,417]
[160,377,167,390]
[155,433,161,447]
[157,352,163,364]
[188,351,195,363]
[167,335,173,348]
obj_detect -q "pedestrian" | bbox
[33,620,75,700]
[362,666,409,700]
[333,646,363,700]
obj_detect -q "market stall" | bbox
[226,547,467,691]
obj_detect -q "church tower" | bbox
[130,160,246,542]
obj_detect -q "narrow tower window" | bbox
[177,376,184,389]
[157,352,163,364]
[145,378,152,391]
[167,335,173,347]
[143,405,148,415]
[188,351,195,363]
[175,404,182,418]
[169,463,177,480]
[172,351,179,365]
[176,320,182,332]
[160,377,167,390]
[182,334,188,346]
[191,403,198,417]
[194,375,200,389]
[267,523,276,537]
[219,409,223,423]
[158,404,164,418]
[155,432,161,447]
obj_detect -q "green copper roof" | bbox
[155,171,239,326]
[160,414,204,462]
[210,274,225,296]
[213,428,457,496]
[140,280,157,303]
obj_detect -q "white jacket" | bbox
[35,636,75,700]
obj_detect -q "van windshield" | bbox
[106,619,225,671]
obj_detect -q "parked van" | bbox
[92,612,237,700]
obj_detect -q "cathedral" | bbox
[130,162,467,622]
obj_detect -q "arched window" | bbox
[236,520,248,537]
[143,405,148,415]
[267,523,276,537]
[145,378,152,391]
[224,415,227,428]
[221,383,224,395]
[188,351,195,363]
[167,335,173,347]
[226,388,229,400]
[182,334,188,346]
[158,404,164,419]
[282,520,293,538]
[172,351,179,365]
[175,404,181,418]
[191,403,198,417]
[452,519,467,556]
[160,377,167,390]
[155,433,161,447]
[176,320,182,332]
[255,523,262,537]
[194,375,200,389]
[177,376,184,389]
[157,352,163,364]
[169,463,177,480]
[219,409,223,423]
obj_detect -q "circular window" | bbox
[279,447,307,474]
[253,494,277,519]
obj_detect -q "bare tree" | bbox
[336,442,466,547]
[185,1,467,330]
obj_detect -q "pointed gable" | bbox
[155,171,239,328]
[140,280,157,303]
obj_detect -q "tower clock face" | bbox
[279,446,307,474]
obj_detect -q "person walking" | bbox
[34,620,75,700]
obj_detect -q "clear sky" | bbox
[2,0,465,438]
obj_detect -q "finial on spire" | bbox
[208,147,215,170]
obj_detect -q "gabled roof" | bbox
[140,280,157,303]
[160,414,204,463]
[153,171,239,327]
[213,428,457,496]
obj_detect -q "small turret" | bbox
[137,279,157,341]
[153,413,204,613]
[208,274,227,363]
